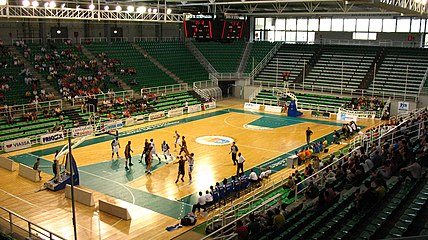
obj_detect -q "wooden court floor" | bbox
[0,99,381,240]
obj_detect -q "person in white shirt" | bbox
[150,139,160,161]
[400,161,422,181]
[192,191,206,214]
[259,167,272,179]
[249,169,259,183]
[186,153,195,183]
[236,152,245,176]
[161,140,172,162]
[111,137,120,160]
[205,190,213,206]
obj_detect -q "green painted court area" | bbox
[10,108,351,219]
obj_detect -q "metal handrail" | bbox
[201,193,282,240]
[0,206,66,240]
[140,83,188,96]
[417,67,428,100]
[250,41,282,79]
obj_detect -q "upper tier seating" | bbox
[368,48,428,98]
[244,41,277,73]
[138,41,209,84]
[304,45,376,90]
[194,41,245,73]
[254,44,317,86]
[84,42,176,91]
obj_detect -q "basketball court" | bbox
[0,99,381,239]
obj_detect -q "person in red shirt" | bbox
[235,220,249,240]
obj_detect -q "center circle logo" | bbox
[195,136,234,146]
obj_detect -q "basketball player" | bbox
[179,136,188,155]
[111,137,120,160]
[174,156,186,183]
[306,127,313,145]
[161,140,172,163]
[173,130,181,151]
[186,153,195,183]
[150,139,160,162]
[124,141,133,170]
[146,146,153,174]
[229,142,239,165]
[139,139,149,163]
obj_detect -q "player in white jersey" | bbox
[161,141,172,163]
[150,139,160,162]
[111,137,120,159]
[186,153,195,183]
[173,130,181,151]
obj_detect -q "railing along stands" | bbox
[0,206,66,240]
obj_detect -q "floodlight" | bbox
[127,5,134,12]
[22,0,30,7]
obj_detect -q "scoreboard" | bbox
[184,13,246,41]
[184,14,213,39]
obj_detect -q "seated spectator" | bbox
[205,190,213,207]
[400,160,422,181]
[235,220,249,240]
[247,213,261,239]
[191,191,206,214]
[248,169,259,184]
[259,167,271,179]
[273,208,285,230]
[374,178,386,200]
[305,180,319,200]
[282,176,295,191]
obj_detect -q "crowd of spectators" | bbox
[201,109,427,240]
[345,96,386,112]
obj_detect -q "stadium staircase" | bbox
[244,41,277,74]
[254,44,318,86]
[294,46,323,83]
[193,41,246,73]
[358,47,386,89]
[367,47,428,99]
[237,42,252,73]
[8,47,62,102]
[137,41,209,84]
[79,45,129,92]
[184,41,217,75]
[62,108,87,126]
[130,43,183,83]
[84,42,176,91]
[303,45,376,91]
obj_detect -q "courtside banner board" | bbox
[40,132,64,144]
[72,125,93,137]
[149,112,166,121]
[187,104,202,113]
[168,108,184,118]
[244,103,260,111]
[104,120,124,131]
[3,137,32,152]
[135,115,146,123]
[125,117,137,126]
[204,102,216,110]
[264,105,282,113]
[336,109,358,122]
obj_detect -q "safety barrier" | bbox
[99,200,131,220]
[65,185,95,207]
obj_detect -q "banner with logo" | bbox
[187,104,202,113]
[244,103,260,111]
[204,102,216,110]
[40,132,64,144]
[398,101,409,114]
[125,117,137,126]
[103,120,123,131]
[71,125,93,137]
[149,111,166,121]
[336,109,358,122]
[3,137,32,152]
[135,114,146,123]
[168,108,184,118]
[264,105,282,113]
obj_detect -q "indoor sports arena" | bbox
[0,0,428,239]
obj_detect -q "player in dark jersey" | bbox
[124,141,133,171]
[139,139,150,164]
[174,156,186,183]
[179,136,188,155]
